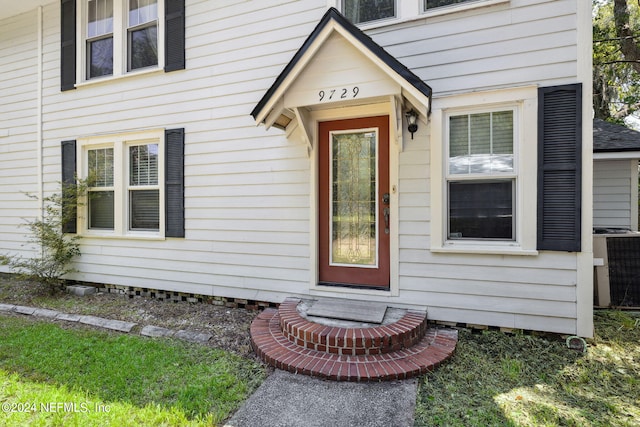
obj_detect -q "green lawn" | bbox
[0,316,265,426]
[415,310,640,426]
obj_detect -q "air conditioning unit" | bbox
[593,230,640,308]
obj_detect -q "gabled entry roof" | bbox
[251,7,432,129]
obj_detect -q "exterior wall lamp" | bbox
[405,109,418,139]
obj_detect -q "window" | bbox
[79,130,164,236]
[424,0,476,10]
[334,0,508,27]
[87,147,115,229]
[446,109,516,240]
[128,144,160,230]
[128,0,159,70]
[342,0,396,24]
[87,0,114,78]
[82,0,161,80]
[61,0,184,90]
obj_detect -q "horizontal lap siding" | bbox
[3,0,583,334]
[389,0,580,332]
[0,11,39,263]
[398,124,578,332]
[593,160,635,228]
[370,0,577,94]
[37,0,326,291]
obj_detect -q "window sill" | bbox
[431,242,538,256]
[353,0,510,31]
[74,67,164,89]
[422,0,509,19]
[79,232,165,241]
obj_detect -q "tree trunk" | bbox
[614,0,640,74]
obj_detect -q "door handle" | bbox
[383,207,390,234]
[382,192,390,234]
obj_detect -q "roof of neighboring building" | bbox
[593,118,640,152]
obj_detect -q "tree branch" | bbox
[594,34,640,44]
[599,59,640,65]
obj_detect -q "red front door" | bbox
[318,116,390,289]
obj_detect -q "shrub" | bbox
[1,179,88,291]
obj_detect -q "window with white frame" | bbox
[81,131,164,236]
[84,0,161,80]
[446,108,516,240]
[336,0,507,25]
[342,0,396,24]
[424,0,477,10]
[87,147,115,228]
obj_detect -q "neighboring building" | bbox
[593,118,640,232]
[0,0,593,336]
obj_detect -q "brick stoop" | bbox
[250,298,458,382]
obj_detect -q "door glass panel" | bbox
[330,130,377,267]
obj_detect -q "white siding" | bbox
[594,159,638,230]
[370,0,578,95]
[37,0,326,295]
[0,10,39,260]
[0,0,590,335]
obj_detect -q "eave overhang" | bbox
[250,7,432,131]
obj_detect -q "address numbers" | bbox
[319,86,360,102]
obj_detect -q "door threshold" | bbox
[317,281,390,291]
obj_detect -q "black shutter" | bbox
[165,128,185,237]
[165,0,185,72]
[60,0,76,91]
[537,84,582,252]
[61,140,77,233]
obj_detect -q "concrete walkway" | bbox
[226,369,418,427]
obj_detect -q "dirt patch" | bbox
[0,275,259,358]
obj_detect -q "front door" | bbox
[318,116,390,289]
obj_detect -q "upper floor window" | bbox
[342,0,395,24]
[424,0,476,10]
[336,0,506,26]
[82,0,161,81]
[60,0,184,90]
[128,0,159,70]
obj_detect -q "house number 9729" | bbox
[318,87,359,102]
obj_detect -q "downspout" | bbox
[36,5,44,217]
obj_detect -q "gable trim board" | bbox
[251,7,432,136]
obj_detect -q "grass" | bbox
[415,310,640,426]
[0,316,266,426]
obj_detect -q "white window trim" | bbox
[430,86,539,256]
[445,105,518,242]
[76,0,165,85]
[327,0,509,29]
[77,129,166,239]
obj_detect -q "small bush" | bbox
[1,179,88,291]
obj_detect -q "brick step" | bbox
[251,307,458,382]
[278,298,428,356]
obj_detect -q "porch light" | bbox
[405,109,418,139]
